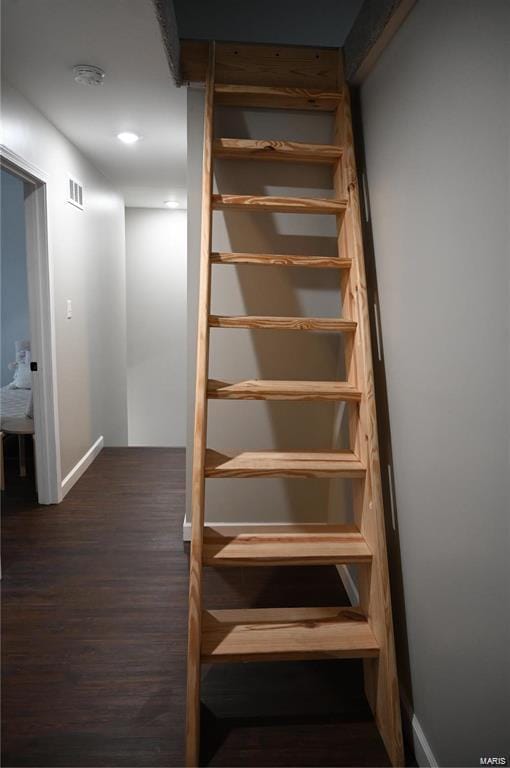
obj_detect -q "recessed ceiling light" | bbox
[117,132,140,145]
[73,64,105,86]
[164,200,179,209]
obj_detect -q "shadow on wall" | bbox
[205,105,353,524]
[350,89,414,722]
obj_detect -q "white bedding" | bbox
[0,385,34,434]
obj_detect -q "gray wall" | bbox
[1,169,30,386]
[186,89,351,526]
[360,1,510,764]
[1,82,128,479]
[125,207,187,447]
[174,0,363,47]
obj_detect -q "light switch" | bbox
[66,299,72,319]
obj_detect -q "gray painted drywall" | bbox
[125,207,186,447]
[1,168,30,386]
[174,0,363,47]
[1,82,128,477]
[186,89,353,526]
[360,1,510,764]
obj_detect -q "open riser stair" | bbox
[185,42,404,767]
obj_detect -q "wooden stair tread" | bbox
[214,138,342,164]
[212,194,347,215]
[201,606,379,662]
[207,379,362,401]
[210,252,351,268]
[203,524,372,566]
[214,84,342,111]
[205,449,365,478]
[208,315,357,332]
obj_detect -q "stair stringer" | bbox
[337,84,405,767]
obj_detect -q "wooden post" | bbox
[185,41,215,768]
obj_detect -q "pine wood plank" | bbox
[210,252,351,268]
[201,606,379,662]
[215,43,341,89]
[207,379,362,401]
[204,449,365,479]
[208,315,357,332]
[214,138,342,164]
[203,524,372,566]
[180,41,341,90]
[185,43,215,768]
[212,193,347,215]
[214,83,342,111]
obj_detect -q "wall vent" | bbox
[67,176,83,210]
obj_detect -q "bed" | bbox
[1,385,34,435]
[1,386,34,488]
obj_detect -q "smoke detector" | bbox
[73,65,105,86]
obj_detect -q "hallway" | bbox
[2,449,394,767]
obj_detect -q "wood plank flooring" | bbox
[1,447,412,767]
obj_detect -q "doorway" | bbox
[1,150,61,504]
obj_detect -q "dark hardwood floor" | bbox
[2,447,411,767]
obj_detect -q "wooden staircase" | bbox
[186,43,404,767]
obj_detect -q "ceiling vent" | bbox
[67,176,83,210]
[73,64,105,86]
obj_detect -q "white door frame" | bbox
[1,145,62,504]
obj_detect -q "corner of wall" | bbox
[61,435,103,499]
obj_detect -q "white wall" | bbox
[125,207,186,446]
[360,1,510,765]
[1,82,128,480]
[186,89,350,526]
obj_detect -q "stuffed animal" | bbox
[8,341,31,389]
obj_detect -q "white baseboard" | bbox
[61,435,103,498]
[182,519,312,541]
[336,566,437,767]
[400,692,438,767]
[336,564,360,605]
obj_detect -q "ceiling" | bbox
[173,0,364,47]
[1,0,186,209]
